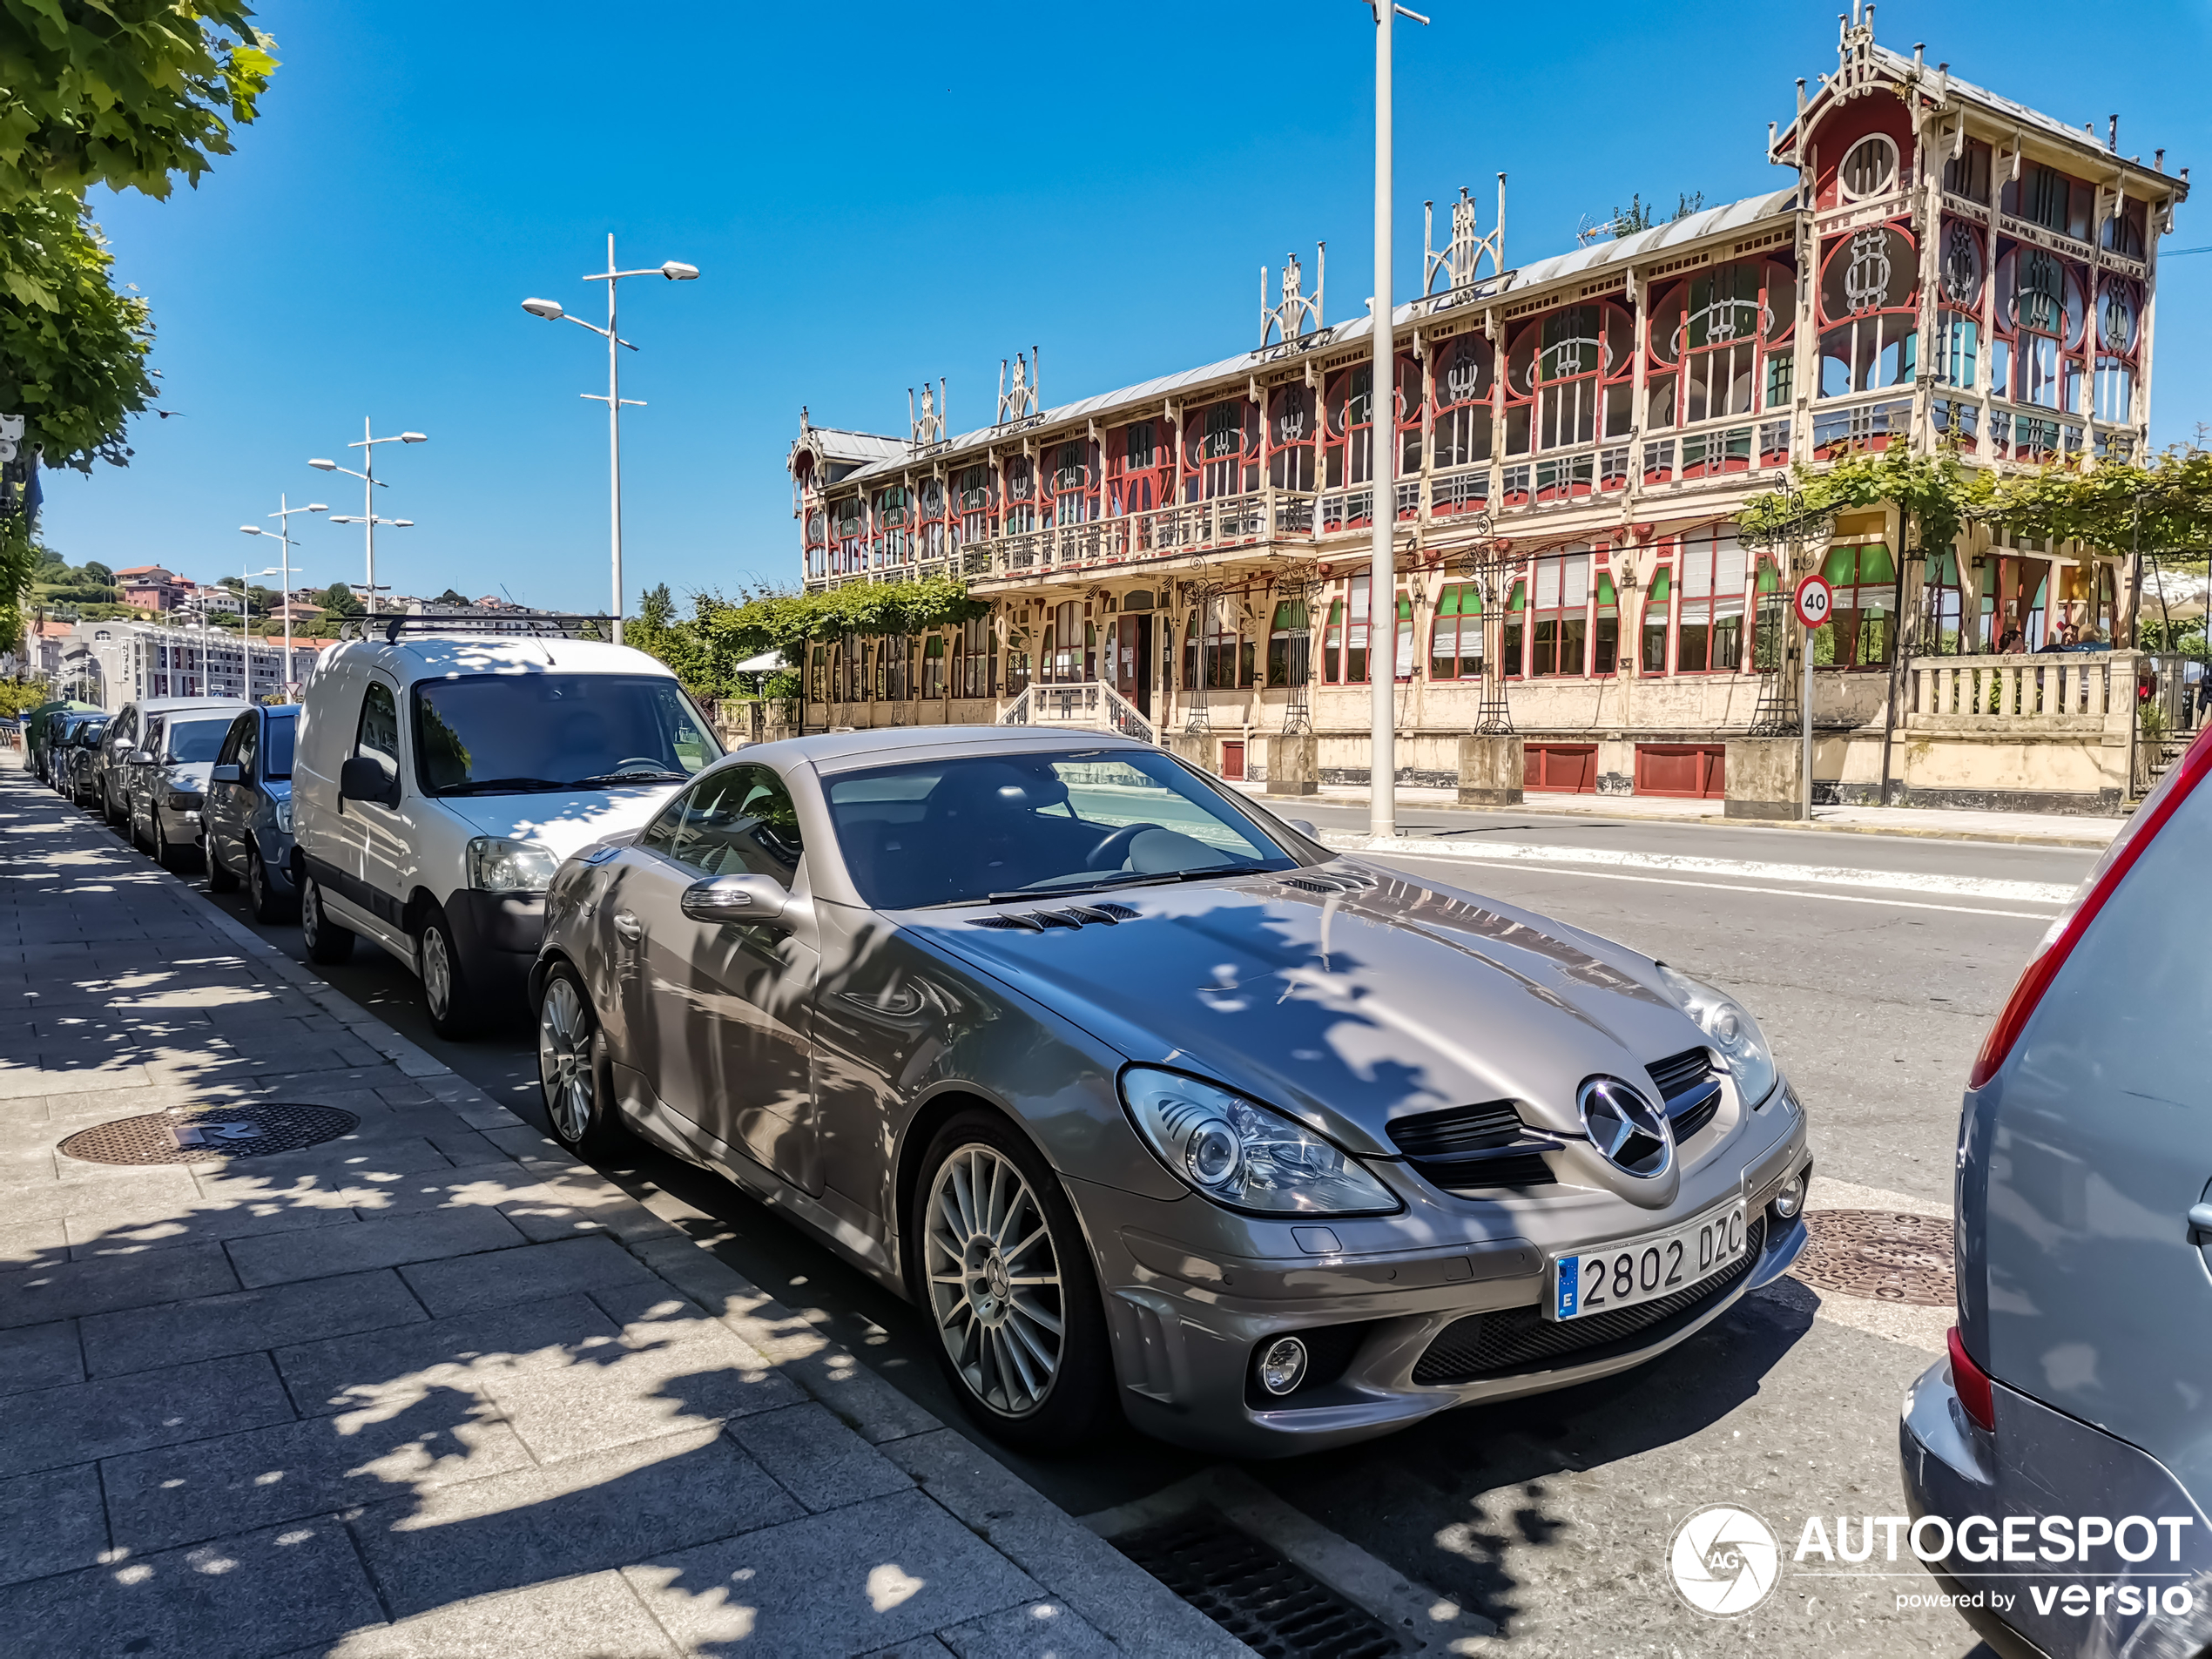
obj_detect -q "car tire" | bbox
[246,842,290,923]
[206,833,239,892]
[151,810,185,873]
[536,961,628,1157]
[416,905,478,1040]
[908,1109,1117,1453]
[100,781,123,829]
[300,877,355,964]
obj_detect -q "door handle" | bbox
[612,911,642,942]
[2188,1204,2212,1234]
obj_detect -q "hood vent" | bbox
[968,901,1138,933]
[1280,869,1378,895]
[1386,1100,1559,1192]
[1649,1045,1723,1143]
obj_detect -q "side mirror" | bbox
[211,764,241,785]
[129,749,156,766]
[680,872,789,928]
[339,756,396,807]
[1286,819,1318,838]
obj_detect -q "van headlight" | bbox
[1657,964,1778,1108]
[1119,1066,1399,1217]
[466,836,557,894]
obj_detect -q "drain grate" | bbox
[1791,1210,1954,1306]
[1113,1509,1401,1659]
[57,1103,360,1166]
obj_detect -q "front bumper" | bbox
[1089,1087,1811,1458]
[1901,1354,2212,1658]
[445,889,547,1006]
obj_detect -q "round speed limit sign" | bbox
[1793,575,1834,630]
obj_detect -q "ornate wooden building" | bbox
[786,10,2186,807]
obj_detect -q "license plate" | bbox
[1548,1202,1749,1321]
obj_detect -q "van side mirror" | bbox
[211,764,241,785]
[340,756,397,807]
[680,873,790,929]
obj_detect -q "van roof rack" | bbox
[340,613,619,644]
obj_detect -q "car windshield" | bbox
[825,749,1302,909]
[263,714,295,779]
[413,673,720,796]
[165,718,234,764]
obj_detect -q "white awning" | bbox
[734,650,786,673]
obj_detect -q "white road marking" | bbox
[1322,831,2078,907]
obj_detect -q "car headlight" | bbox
[1118,1066,1399,1217]
[273,798,293,834]
[165,789,202,811]
[466,836,557,894]
[1656,964,1778,1108]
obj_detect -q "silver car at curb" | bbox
[531,726,1812,1455]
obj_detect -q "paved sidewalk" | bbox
[0,770,1241,1659]
[1235,780,2121,847]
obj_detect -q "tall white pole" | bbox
[1369,0,1397,840]
[362,415,376,613]
[608,233,624,646]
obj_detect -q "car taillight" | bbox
[1948,1325,1996,1433]
[1968,725,2212,1089]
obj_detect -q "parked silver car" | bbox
[1903,725,2212,1658]
[94,697,247,831]
[531,728,1811,1454]
[204,704,299,921]
[125,706,246,871]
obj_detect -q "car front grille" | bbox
[1649,1045,1723,1143]
[1386,1100,1558,1191]
[1410,1213,1765,1386]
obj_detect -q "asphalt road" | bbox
[113,789,2093,1657]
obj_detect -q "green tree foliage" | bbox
[313,581,361,617]
[431,586,471,606]
[0,1,277,209]
[0,191,152,469]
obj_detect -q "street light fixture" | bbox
[239,495,324,699]
[521,235,700,644]
[308,422,426,610]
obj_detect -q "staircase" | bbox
[998,681,1157,745]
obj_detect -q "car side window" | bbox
[234,714,259,779]
[659,765,805,889]
[141,718,165,759]
[354,683,401,786]
[111,710,135,751]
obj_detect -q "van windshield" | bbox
[413,674,721,796]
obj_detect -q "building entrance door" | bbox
[1114,616,1153,718]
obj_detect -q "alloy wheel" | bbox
[923,1143,1066,1418]
[537,975,594,1143]
[421,924,453,1017]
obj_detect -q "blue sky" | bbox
[35,0,2212,610]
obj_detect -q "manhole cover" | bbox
[1114,1509,1401,1659]
[1791,1210,1954,1306]
[57,1103,360,1166]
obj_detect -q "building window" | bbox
[2102,202,2146,260]
[1321,597,1343,685]
[1268,387,1316,491]
[1501,579,1527,678]
[1266,597,1310,688]
[1430,335,1494,474]
[1594,566,1618,675]
[1337,574,1372,683]
[1506,304,1633,465]
[1648,262,1793,431]
[955,616,995,698]
[1324,368,1373,492]
[1817,226,1919,398]
[1042,601,1090,683]
[921,633,947,698]
[1529,551,1590,678]
[1812,543,1898,668]
[956,464,995,545]
[1639,564,1671,675]
[1429,583,1482,679]
[1676,530,1747,673]
[1943,139,1993,205]
[1921,550,1967,656]
[1052,441,1092,525]
[1191,399,1258,501]
[1838,133,1899,201]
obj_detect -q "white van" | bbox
[293,630,722,1036]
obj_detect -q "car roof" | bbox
[745,724,1156,775]
[135,696,252,715]
[320,634,675,682]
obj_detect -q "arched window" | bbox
[2095,280,2140,424]
[1430,336,1494,503]
[1268,387,1315,491]
[1052,440,1094,525]
[1003,457,1036,536]
[1110,421,1167,520]
[1193,399,1255,501]
[1996,245,2088,415]
[1323,368,1373,506]
[1507,303,1634,457]
[954,465,994,546]
[1817,225,1919,400]
[916,478,948,563]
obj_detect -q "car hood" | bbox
[433,785,679,860]
[165,762,213,791]
[904,864,1716,1159]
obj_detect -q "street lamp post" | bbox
[522,236,699,645]
[1363,0,1426,840]
[309,423,425,609]
[239,494,323,700]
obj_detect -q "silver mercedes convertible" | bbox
[531,726,1811,1455]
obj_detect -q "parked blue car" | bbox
[204,705,300,921]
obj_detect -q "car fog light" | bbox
[1256,1336,1309,1397]
[1774,1173,1806,1220]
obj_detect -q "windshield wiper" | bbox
[571,768,687,786]
[984,867,1238,904]
[432,776,574,796]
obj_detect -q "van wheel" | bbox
[537,963,626,1156]
[206,837,239,893]
[417,906,478,1040]
[300,877,355,964]
[909,1110,1117,1452]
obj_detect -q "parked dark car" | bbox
[57,715,111,807]
[204,705,300,920]
[1903,723,2212,1657]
